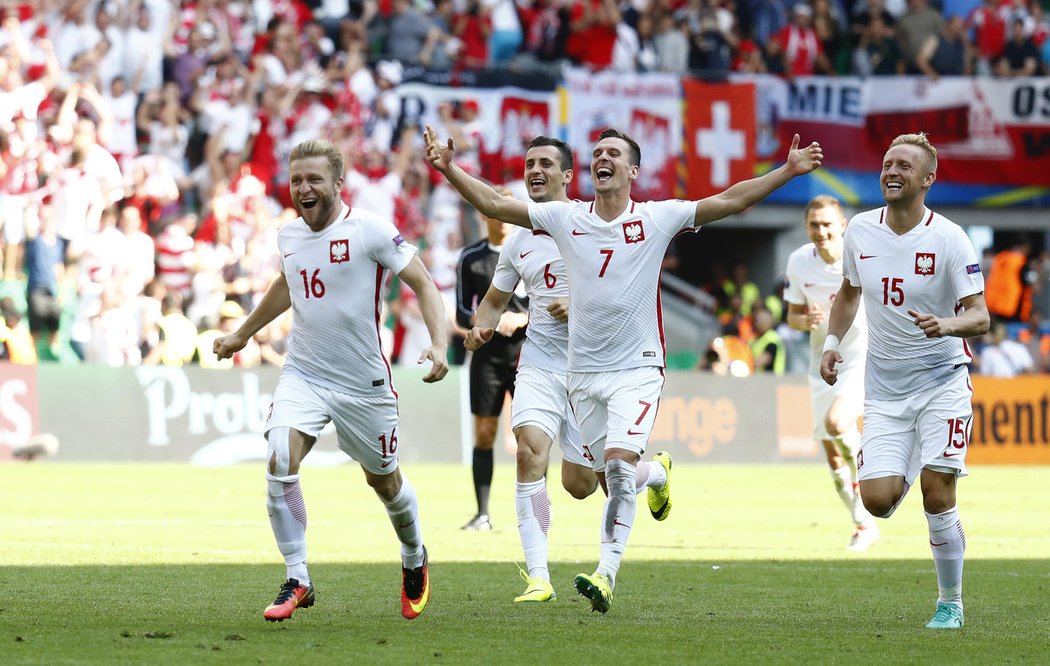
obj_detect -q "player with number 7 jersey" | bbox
[426,124,823,612]
[528,198,696,371]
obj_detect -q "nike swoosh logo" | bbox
[283,252,296,258]
[626,429,645,436]
[804,282,816,288]
[942,451,962,458]
[613,519,630,528]
[381,459,395,468]
[519,251,533,259]
[930,540,947,547]
[399,519,415,529]
[571,229,589,236]
[859,254,876,260]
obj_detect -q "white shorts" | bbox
[809,368,864,442]
[266,373,401,475]
[858,367,973,484]
[512,364,590,468]
[567,366,664,473]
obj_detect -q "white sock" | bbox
[382,475,425,568]
[515,479,550,581]
[596,459,637,590]
[267,473,310,586]
[831,464,855,513]
[833,430,875,524]
[634,460,666,493]
[927,506,965,607]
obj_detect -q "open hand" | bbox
[786,133,823,177]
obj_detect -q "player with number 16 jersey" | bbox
[280,203,417,396]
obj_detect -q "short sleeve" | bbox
[491,235,521,294]
[842,221,860,287]
[783,255,805,305]
[949,226,984,301]
[647,199,697,236]
[528,200,573,235]
[366,214,417,275]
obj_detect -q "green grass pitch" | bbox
[2,463,1048,664]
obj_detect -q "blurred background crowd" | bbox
[0,0,1046,376]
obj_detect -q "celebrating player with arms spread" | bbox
[821,133,989,630]
[464,136,673,604]
[426,124,822,613]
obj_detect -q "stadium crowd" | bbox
[0,0,1046,373]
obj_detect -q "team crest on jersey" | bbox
[392,234,405,246]
[622,220,645,244]
[915,252,935,275]
[330,240,350,263]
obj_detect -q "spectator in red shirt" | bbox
[452,0,493,69]
[967,0,1006,76]
[777,3,831,76]
[566,0,621,70]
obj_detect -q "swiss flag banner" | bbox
[682,80,756,199]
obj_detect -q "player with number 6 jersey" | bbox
[427,124,823,613]
[215,139,449,623]
[821,133,989,630]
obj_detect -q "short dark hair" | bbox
[597,128,641,167]
[527,136,573,171]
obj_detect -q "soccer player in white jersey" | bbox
[463,136,672,604]
[426,124,822,613]
[820,133,989,630]
[214,139,450,622]
[784,196,878,551]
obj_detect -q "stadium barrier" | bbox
[0,365,1045,464]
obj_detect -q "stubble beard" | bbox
[302,196,339,231]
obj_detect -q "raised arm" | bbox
[398,255,450,382]
[694,134,823,227]
[819,278,861,385]
[423,124,532,228]
[464,284,513,351]
[214,276,291,360]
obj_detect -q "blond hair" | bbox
[804,194,843,220]
[289,140,344,182]
[889,132,938,175]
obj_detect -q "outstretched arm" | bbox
[819,278,860,386]
[399,255,450,383]
[423,124,532,228]
[465,284,513,351]
[694,134,823,227]
[214,276,291,359]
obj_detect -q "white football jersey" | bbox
[784,242,868,379]
[492,227,570,373]
[843,207,984,399]
[279,203,417,396]
[528,199,696,372]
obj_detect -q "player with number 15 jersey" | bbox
[842,207,984,401]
